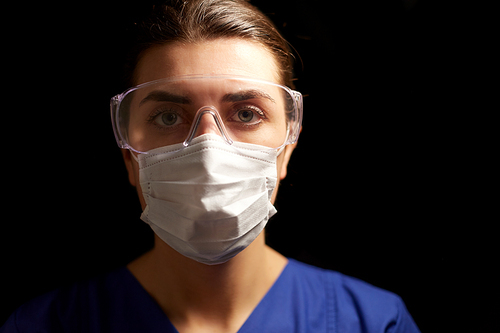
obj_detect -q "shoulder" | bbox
[1,288,64,333]
[1,267,134,333]
[286,259,420,333]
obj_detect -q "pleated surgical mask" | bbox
[135,134,281,265]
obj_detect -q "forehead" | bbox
[134,38,280,85]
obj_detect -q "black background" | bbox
[1,0,496,331]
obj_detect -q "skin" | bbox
[121,38,297,333]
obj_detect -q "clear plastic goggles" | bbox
[110,75,303,154]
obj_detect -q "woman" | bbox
[2,1,420,332]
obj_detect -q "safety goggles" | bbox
[110,75,303,154]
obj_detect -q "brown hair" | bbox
[124,0,294,88]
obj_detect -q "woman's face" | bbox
[123,38,296,208]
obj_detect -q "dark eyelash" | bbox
[146,107,177,123]
[239,105,267,119]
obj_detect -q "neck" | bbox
[127,232,287,332]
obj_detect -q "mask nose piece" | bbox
[183,106,233,147]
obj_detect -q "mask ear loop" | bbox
[130,150,140,163]
[276,145,286,156]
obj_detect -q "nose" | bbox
[195,110,222,136]
[183,106,233,147]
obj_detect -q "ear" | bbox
[121,149,138,187]
[279,141,298,180]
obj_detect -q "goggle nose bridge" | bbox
[183,106,234,147]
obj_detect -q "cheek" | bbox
[270,153,286,204]
[137,185,147,210]
[276,150,287,180]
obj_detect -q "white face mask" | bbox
[135,134,280,265]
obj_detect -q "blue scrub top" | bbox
[1,259,420,333]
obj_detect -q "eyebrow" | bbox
[139,89,275,106]
[139,91,192,106]
[221,90,276,104]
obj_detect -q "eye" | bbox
[230,105,266,125]
[157,112,178,126]
[238,109,255,122]
[151,110,184,127]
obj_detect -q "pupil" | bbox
[238,110,253,122]
[162,113,177,125]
